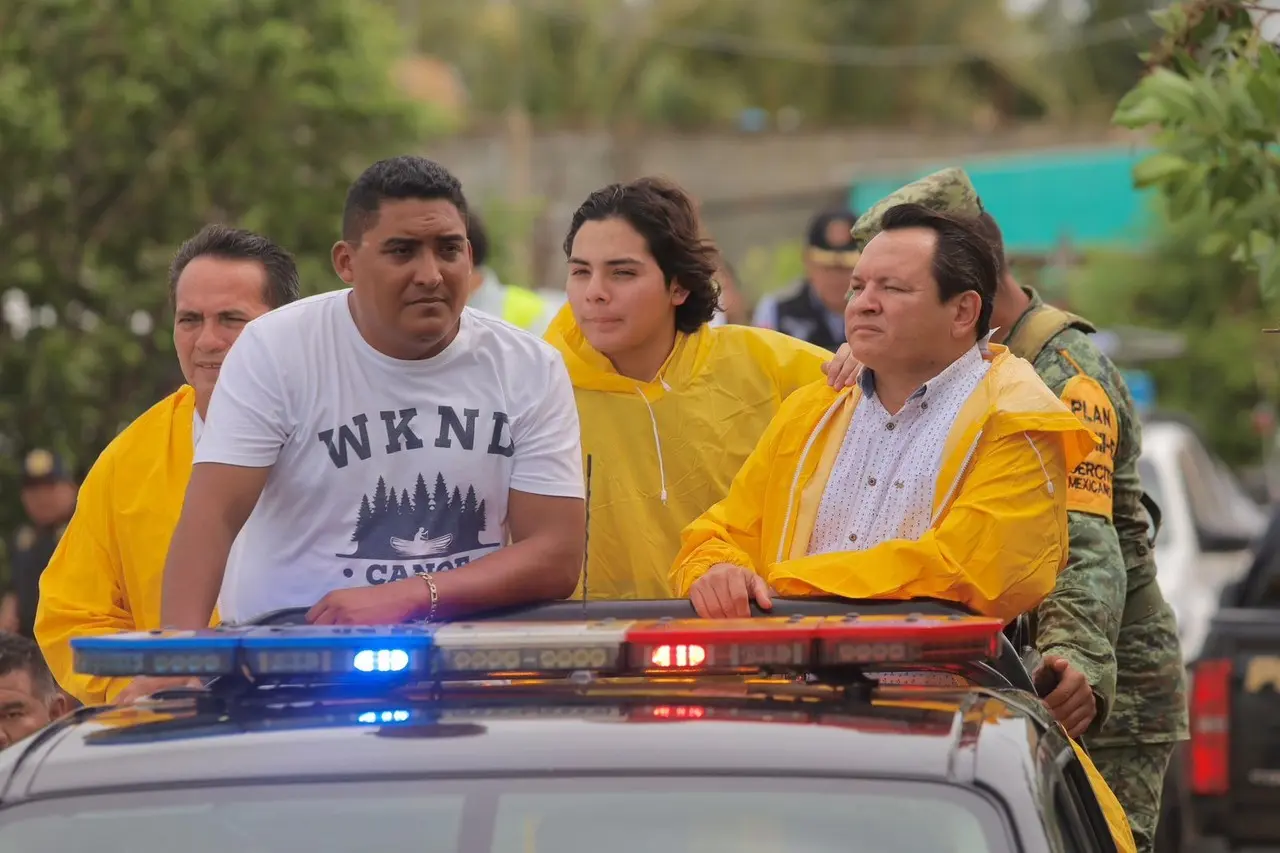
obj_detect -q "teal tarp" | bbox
[848,145,1157,253]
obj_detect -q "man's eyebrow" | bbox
[0,701,25,714]
[567,256,643,267]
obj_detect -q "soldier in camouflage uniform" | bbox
[844,169,1189,853]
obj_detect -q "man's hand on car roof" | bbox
[689,564,774,619]
[1033,655,1096,737]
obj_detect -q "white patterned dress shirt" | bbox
[807,343,991,555]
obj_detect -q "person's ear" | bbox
[332,241,356,285]
[669,279,689,307]
[48,691,69,720]
[952,291,982,338]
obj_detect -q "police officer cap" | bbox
[850,167,985,247]
[21,448,71,486]
[805,207,862,268]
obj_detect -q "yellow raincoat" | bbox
[35,386,218,706]
[671,344,1098,623]
[544,304,831,599]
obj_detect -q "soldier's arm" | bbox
[1034,362,1127,734]
[1038,512,1126,728]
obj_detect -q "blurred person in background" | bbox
[35,224,301,707]
[708,258,749,327]
[751,207,860,349]
[0,632,68,750]
[1,450,78,640]
[543,177,832,599]
[465,210,556,335]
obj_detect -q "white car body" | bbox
[1139,418,1268,663]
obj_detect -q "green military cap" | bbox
[849,167,985,247]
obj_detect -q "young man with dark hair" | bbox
[543,177,830,599]
[671,203,1095,626]
[0,633,68,750]
[37,224,301,707]
[154,156,584,662]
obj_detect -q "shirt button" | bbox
[921,402,929,410]
[867,476,877,486]
[886,422,896,431]
[848,533,858,543]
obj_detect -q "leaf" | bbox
[1132,152,1193,187]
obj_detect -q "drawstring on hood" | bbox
[636,380,671,505]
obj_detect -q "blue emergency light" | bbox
[239,625,433,679]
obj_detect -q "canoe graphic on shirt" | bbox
[389,528,453,558]
[337,472,500,560]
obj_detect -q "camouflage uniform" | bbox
[852,170,1190,853]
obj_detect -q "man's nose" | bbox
[414,255,445,289]
[0,727,12,751]
[847,287,880,314]
[583,272,609,303]
[194,321,229,354]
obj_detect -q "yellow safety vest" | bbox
[502,286,547,331]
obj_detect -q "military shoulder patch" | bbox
[1061,373,1119,520]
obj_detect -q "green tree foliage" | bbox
[1112,0,1280,299]
[1068,0,1280,466]
[1069,204,1268,465]
[399,0,1155,130]
[0,0,443,536]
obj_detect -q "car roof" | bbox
[0,682,1054,803]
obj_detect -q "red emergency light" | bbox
[625,615,1004,674]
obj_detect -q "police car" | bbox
[0,599,1122,853]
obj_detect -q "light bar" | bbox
[239,625,433,680]
[72,629,243,678]
[812,615,1004,667]
[625,618,823,672]
[431,621,633,676]
[70,613,1008,686]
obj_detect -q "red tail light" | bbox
[1189,658,1231,796]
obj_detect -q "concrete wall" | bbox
[424,123,1137,291]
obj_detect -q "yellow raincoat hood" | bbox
[544,303,831,599]
[36,386,218,706]
[671,346,1099,623]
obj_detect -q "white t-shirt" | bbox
[194,289,584,623]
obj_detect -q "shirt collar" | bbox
[857,334,993,401]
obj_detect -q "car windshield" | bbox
[0,776,1011,853]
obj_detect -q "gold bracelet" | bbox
[420,572,440,622]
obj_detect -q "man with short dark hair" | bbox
[751,207,861,349]
[828,169,1187,853]
[0,633,68,750]
[672,203,1095,624]
[156,156,584,648]
[36,224,301,707]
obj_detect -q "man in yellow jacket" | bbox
[672,203,1097,623]
[34,225,301,706]
[544,177,831,599]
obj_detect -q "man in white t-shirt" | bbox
[156,155,586,641]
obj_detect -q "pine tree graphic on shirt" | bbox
[337,472,496,560]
